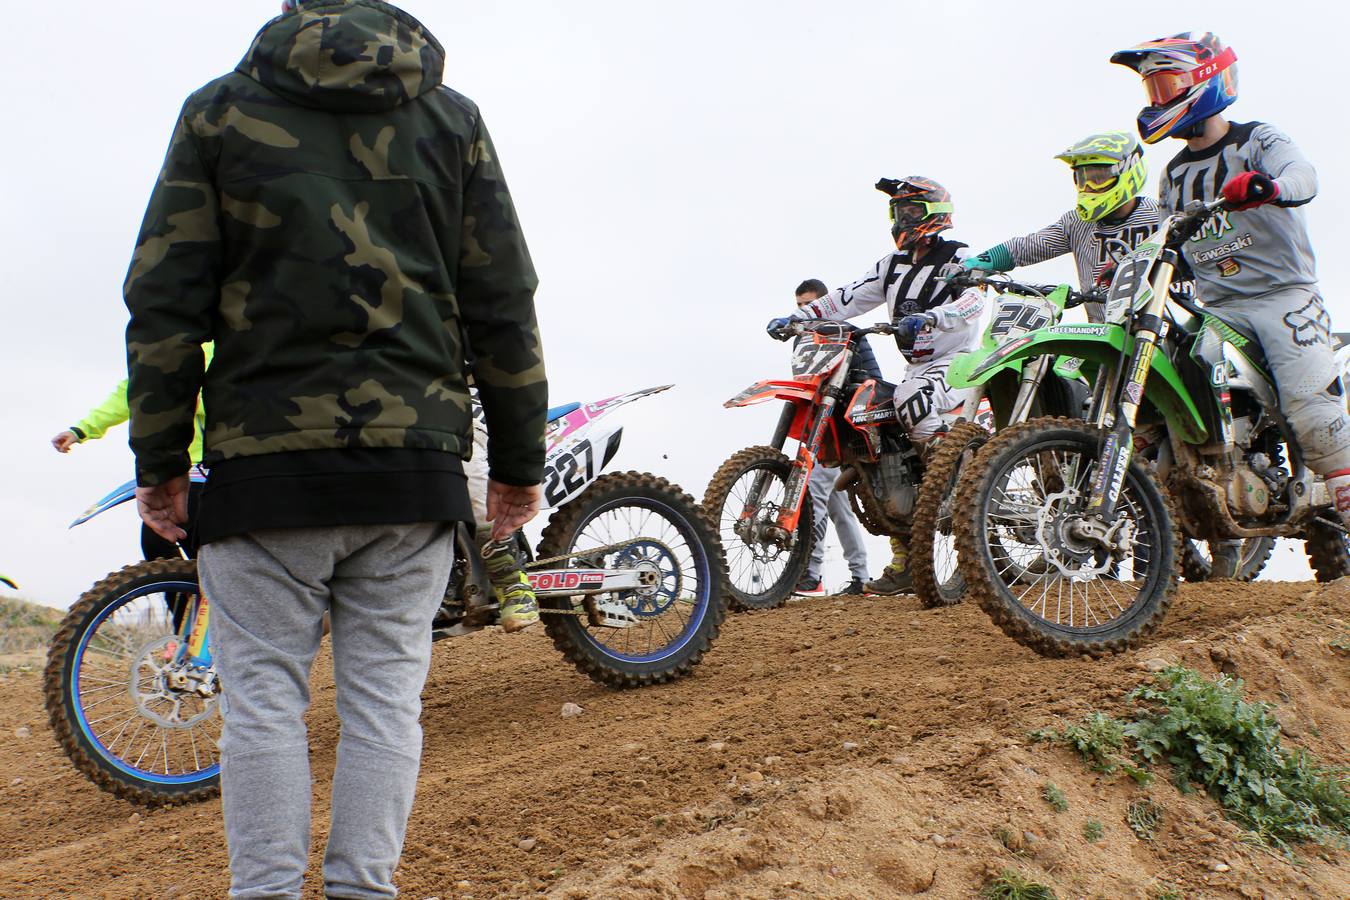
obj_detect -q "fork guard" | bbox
[953,322,1209,445]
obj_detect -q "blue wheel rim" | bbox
[572,496,711,664]
[70,579,219,786]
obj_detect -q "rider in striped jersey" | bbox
[961,132,1157,321]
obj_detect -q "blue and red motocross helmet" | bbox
[1110,32,1238,144]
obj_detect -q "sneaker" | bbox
[793,576,826,597]
[865,566,913,595]
[836,578,867,596]
[497,574,540,633]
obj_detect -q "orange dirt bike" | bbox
[45,389,727,806]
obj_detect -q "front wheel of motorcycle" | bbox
[910,422,988,608]
[537,471,728,688]
[44,558,221,807]
[954,417,1179,657]
[702,446,813,610]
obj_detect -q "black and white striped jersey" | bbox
[798,238,984,363]
[1002,197,1163,293]
[1160,121,1319,304]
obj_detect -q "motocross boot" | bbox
[1327,467,1350,526]
[864,537,914,595]
[481,537,540,632]
[1207,540,1242,580]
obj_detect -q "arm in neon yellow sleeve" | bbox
[72,379,130,442]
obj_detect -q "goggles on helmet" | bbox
[1141,46,1238,106]
[888,198,952,227]
[1072,163,1121,192]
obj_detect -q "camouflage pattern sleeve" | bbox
[457,117,547,487]
[123,103,220,486]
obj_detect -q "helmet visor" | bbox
[888,198,951,226]
[1073,163,1120,192]
[1143,68,1191,106]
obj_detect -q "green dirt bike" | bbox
[953,195,1350,657]
[907,275,1095,607]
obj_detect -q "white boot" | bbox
[1325,467,1350,526]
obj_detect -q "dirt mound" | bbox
[0,595,61,674]
[1,581,1346,899]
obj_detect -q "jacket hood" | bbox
[238,0,445,113]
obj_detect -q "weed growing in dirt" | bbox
[1082,818,1104,842]
[1129,666,1350,852]
[1127,797,1163,840]
[1033,667,1350,853]
[1149,884,1183,900]
[1042,782,1068,812]
[981,869,1056,900]
[1030,712,1151,785]
[1331,633,1350,654]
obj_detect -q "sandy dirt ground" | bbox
[1,580,1347,899]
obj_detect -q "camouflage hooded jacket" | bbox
[125,0,546,488]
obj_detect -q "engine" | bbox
[1224,452,1286,518]
[873,450,920,520]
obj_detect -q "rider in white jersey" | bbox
[767,176,986,595]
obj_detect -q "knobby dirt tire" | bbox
[1181,537,1275,582]
[910,422,988,609]
[44,558,220,807]
[1304,521,1350,582]
[953,417,1180,658]
[701,446,812,611]
[538,471,728,689]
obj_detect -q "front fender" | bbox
[0,574,16,590]
[964,323,1209,444]
[724,379,817,408]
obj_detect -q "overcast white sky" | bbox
[3,1,1348,606]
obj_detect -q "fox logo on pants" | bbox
[1283,298,1332,348]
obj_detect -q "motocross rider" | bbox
[1110,32,1350,535]
[768,177,985,595]
[961,131,1158,322]
[52,343,213,560]
[466,392,539,630]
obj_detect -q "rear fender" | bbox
[965,323,1209,444]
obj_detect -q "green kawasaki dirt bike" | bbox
[906,275,1095,607]
[953,195,1350,657]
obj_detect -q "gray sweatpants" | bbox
[200,523,454,900]
[806,463,869,581]
[1208,288,1350,474]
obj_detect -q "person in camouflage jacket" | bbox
[124,2,547,896]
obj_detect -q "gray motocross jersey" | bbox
[1159,121,1319,304]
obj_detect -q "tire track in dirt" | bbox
[1,581,1346,898]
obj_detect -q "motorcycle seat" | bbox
[547,402,581,422]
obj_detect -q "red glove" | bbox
[1221,171,1279,211]
[1093,260,1117,289]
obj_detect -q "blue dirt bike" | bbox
[45,387,727,806]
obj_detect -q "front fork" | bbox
[1085,253,1178,521]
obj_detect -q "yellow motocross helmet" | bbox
[1055,131,1147,222]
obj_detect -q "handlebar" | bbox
[946,272,1104,310]
[768,319,897,341]
[1167,196,1231,246]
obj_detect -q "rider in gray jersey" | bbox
[1112,31,1350,532]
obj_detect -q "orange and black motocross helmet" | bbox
[876,176,953,252]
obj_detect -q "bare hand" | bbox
[52,431,78,453]
[486,480,542,541]
[136,475,190,544]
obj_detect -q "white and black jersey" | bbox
[797,238,985,363]
[1160,121,1319,304]
[1003,198,1163,292]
